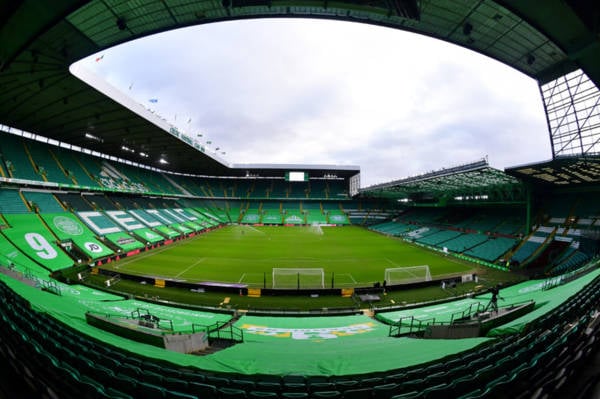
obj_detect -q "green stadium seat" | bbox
[119,362,142,378]
[78,374,108,397]
[187,382,218,398]
[180,370,206,384]
[249,391,280,398]
[256,381,282,392]
[341,387,373,399]
[372,383,400,398]
[112,373,138,395]
[422,383,451,399]
[389,392,420,399]
[456,388,487,399]
[333,379,360,390]
[165,391,199,399]
[219,387,248,398]
[137,381,166,399]
[283,375,306,384]
[231,378,257,390]
[164,376,189,392]
[282,383,306,392]
[105,387,135,399]
[360,376,383,387]
[311,391,342,398]
[206,375,231,386]
[482,374,513,399]
[94,364,116,386]
[281,392,309,398]
[309,382,335,392]
[383,372,406,384]
[422,371,447,387]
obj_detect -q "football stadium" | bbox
[1,1,600,398]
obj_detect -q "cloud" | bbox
[84,18,550,186]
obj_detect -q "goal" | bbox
[272,268,325,289]
[384,265,432,285]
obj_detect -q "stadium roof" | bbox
[506,155,600,187]
[1,1,599,178]
[361,159,524,201]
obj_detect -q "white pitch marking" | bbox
[174,257,205,278]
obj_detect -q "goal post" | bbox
[272,268,325,289]
[384,265,432,285]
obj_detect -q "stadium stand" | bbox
[305,210,328,225]
[464,237,518,263]
[308,180,327,199]
[21,191,65,213]
[25,139,75,185]
[84,193,117,210]
[283,211,305,225]
[49,146,100,188]
[2,3,600,397]
[441,233,489,253]
[0,261,599,398]
[262,209,283,224]
[2,214,74,271]
[269,180,288,199]
[0,189,31,214]
[0,134,41,182]
[41,213,115,260]
[54,193,95,211]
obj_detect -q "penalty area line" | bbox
[174,257,205,278]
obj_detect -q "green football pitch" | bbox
[105,225,475,288]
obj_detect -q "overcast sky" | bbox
[80,18,551,187]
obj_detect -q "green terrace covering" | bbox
[133,228,165,244]
[223,315,490,375]
[241,211,261,224]
[187,209,220,227]
[105,232,145,251]
[328,211,350,224]
[2,214,74,271]
[77,211,121,235]
[171,223,193,234]
[155,225,181,238]
[262,210,283,224]
[0,273,491,376]
[41,213,114,259]
[128,209,162,226]
[202,208,229,223]
[306,211,328,224]
[183,221,202,231]
[2,258,599,377]
[0,235,50,278]
[284,212,305,225]
[376,267,600,336]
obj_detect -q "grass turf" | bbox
[103,225,476,288]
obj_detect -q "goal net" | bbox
[384,265,432,285]
[272,268,325,289]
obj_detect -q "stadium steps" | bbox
[48,147,77,185]
[18,190,33,212]
[22,141,44,181]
